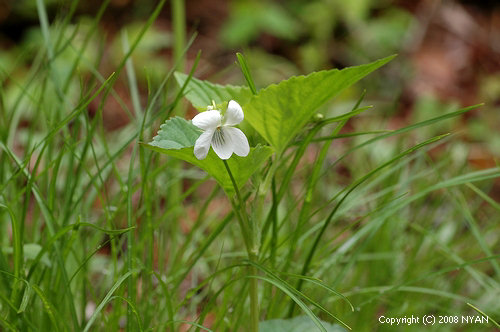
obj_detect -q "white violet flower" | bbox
[192,100,250,160]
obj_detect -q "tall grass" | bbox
[0,2,499,332]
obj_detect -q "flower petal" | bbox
[224,127,249,157]
[194,130,214,160]
[192,110,221,130]
[211,128,234,160]
[224,100,244,126]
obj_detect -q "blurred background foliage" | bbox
[1,0,499,153]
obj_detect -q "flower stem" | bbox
[222,160,259,332]
[249,261,259,332]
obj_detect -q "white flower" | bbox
[192,100,250,160]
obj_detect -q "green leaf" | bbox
[145,117,273,194]
[244,55,396,152]
[150,116,201,150]
[174,72,253,110]
[260,316,346,332]
[146,144,273,194]
[220,2,301,46]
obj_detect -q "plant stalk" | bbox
[223,160,259,332]
[172,0,186,73]
[249,253,259,332]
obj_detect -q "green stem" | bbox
[126,145,138,331]
[222,160,259,332]
[169,0,186,249]
[222,161,252,251]
[249,261,259,332]
[172,0,186,73]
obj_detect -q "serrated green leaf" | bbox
[244,55,396,152]
[145,144,273,194]
[150,116,201,149]
[146,116,273,194]
[260,316,346,332]
[174,72,253,110]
